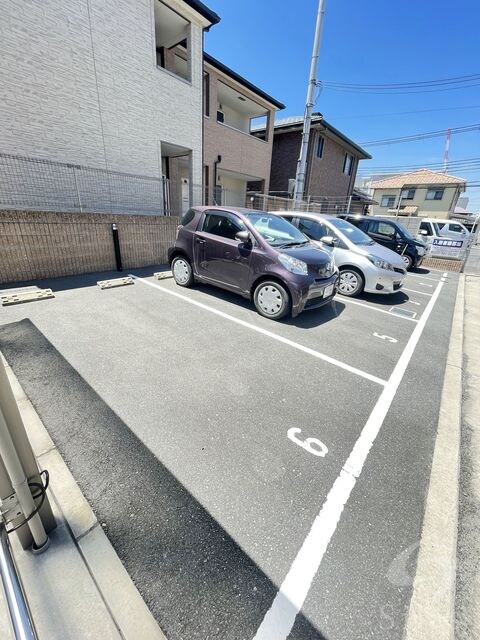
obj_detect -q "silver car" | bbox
[278,212,407,297]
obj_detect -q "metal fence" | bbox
[0,152,178,215]
[246,192,352,215]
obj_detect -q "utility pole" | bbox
[443,128,451,173]
[293,0,327,206]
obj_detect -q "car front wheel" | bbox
[401,254,414,270]
[171,256,194,287]
[254,281,291,320]
[338,268,364,297]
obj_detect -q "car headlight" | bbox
[278,253,308,275]
[367,255,394,271]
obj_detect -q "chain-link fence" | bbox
[0,152,180,215]
[0,151,357,216]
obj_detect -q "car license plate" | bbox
[324,284,334,298]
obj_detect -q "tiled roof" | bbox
[371,169,466,188]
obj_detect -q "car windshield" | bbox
[398,224,415,240]
[245,213,309,247]
[330,217,374,245]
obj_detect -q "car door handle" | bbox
[196,238,206,244]
[224,251,231,257]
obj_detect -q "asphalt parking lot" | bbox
[0,266,459,640]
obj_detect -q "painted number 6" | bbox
[287,428,328,458]
[373,332,397,343]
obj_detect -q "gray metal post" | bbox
[0,523,38,640]
[293,0,327,206]
[0,357,55,549]
[0,405,48,551]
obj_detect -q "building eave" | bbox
[182,0,220,27]
[265,115,371,159]
[203,53,286,110]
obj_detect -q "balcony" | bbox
[154,0,191,82]
[215,80,270,140]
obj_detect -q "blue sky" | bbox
[204,0,480,211]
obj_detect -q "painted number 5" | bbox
[373,332,397,343]
[287,428,328,458]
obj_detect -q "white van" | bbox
[435,219,472,246]
[418,218,470,258]
[417,219,443,245]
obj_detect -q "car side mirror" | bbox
[235,230,251,244]
[320,235,336,247]
[419,229,428,236]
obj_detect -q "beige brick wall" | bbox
[0,211,179,284]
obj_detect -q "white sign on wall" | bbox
[430,238,467,259]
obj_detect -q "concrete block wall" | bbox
[0,210,179,284]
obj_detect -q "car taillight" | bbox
[176,224,182,238]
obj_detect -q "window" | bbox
[381,195,396,208]
[343,153,354,175]
[420,221,432,236]
[426,188,444,200]
[401,188,416,200]
[180,209,195,226]
[154,1,191,82]
[202,212,245,240]
[244,212,307,247]
[203,73,210,117]
[449,223,464,233]
[216,110,225,124]
[316,136,324,159]
[298,218,329,241]
[369,221,397,239]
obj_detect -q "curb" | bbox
[404,273,465,640]
[2,356,167,640]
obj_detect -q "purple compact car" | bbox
[168,206,338,320]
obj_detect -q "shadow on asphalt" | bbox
[0,266,167,294]
[0,318,329,640]
[357,291,413,307]
[186,282,344,328]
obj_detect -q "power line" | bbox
[359,123,480,146]
[322,73,480,94]
[323,73,480,88]
[333,104,480,121]
[357,157,480,173]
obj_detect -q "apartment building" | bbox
[0,0,220,214]
[369,169,467,218]
[203,54,285,207]
[254,113,371,212]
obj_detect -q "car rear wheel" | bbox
[338,268,364,297]
[171,256,194,287]
[401,254,414,270]
[254,281,291,320]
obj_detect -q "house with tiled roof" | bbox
[369,169,467,219]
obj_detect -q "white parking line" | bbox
[417,283,434,288]
[252,278,444,640]
[403,288,434,297]
[337,297,418,322]
[131,275,387,386]
[407,274,446,283]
